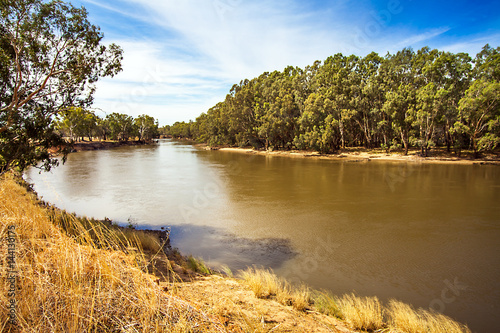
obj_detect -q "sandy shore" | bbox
[203,146,500,166]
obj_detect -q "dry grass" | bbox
[240,266,282,299]
[0,173,227,332]
[289,284,311,311]
[219,264,233,278]
[239,268,471,333]
[239,267,311,311]
[387,299,471,333]
[336,293,384,331]
[48,207,163,254]
[311,290,342,318]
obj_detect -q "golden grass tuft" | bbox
[387,299,471,333]
[239,267,311,311]
[336,293,384,331]
[240,266,282,299]
[312,290,342,318]
[290,283,311,311]
[387,299,426,333]
[0,173,226,332]
[422,311,472,333]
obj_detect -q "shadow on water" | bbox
[139,223,297,272]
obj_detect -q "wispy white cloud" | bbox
[393,27,451,50]
[439,33,500,56]
[91,39,229,124]
[80,0,500,125]
[81,0,149,22]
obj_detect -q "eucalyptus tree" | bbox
[196,102,231,146]
[427,51,472,152]
[317,53,359,148]
[227,78,259,147]
[414,82,439,156]
[56,107,84,141]
[81,109,98,141]
[381,48,417,155]
[0,0,122,172]
[257,68,300,149]
[473,44,500,81]
[294,92,339,153]
[409,47,441,156]
[134,114,158,141]
[95,116,110,141]
[255,71,280,149]
[106,113,134,141]
[451,45,499,157]
[355,52,385,148]
[455,80,500,157]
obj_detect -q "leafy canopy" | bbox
[0,0,123,173]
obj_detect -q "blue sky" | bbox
[72,0,500,126]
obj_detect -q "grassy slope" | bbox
[0,173,226,332]
[0,173,472,332]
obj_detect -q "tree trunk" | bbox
[401,131,408,155]
[444,123,451,153]
[340,122,345,149]
[472,137,479,159]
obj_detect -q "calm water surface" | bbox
[25,140,500,332]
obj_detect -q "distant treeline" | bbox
[164,45,500,157]
[56,108,159,142]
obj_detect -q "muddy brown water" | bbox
[25,139,500,332]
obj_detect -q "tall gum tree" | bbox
[0,0,122,172]
[455,80,500,157]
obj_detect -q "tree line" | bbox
[56,108,159,142]
[166,45,500,157]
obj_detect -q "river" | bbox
[25,139,500,332]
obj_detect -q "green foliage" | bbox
[134,114,159,141]
[0,109,71,172]
[187,256,212,275]
[0,0,123,173]
[164,121,195,139]
[56,107,98,141]
[455,79,500,156]
[55,109,159,143]
[106,112,134,141]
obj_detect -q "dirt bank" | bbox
[205,146,500,166]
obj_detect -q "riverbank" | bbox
[0,172,354,332]
[2,172,473,332]
[49,139,157,154]
[203,145,500,166]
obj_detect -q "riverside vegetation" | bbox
[165,45,500,159]
[0,172,472,332]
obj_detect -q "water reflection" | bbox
[163,224,297,270]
